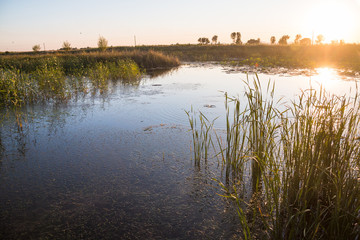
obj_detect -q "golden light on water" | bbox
[313,67,338,86]
[306,1,356,43]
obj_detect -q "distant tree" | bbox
[246,38,260,45]
[300,38,311,46]
[203,38,210,45]
[339,39,345,45]
[235,32,242,45]
[198,37,210,45]
[270,36,276,44]
[62,41,71,51]
[315,34,324,45]
[98,36,108,51]
[231,32,236,44]
[32,44,41,52]
[294,34,302,44]
[278,35,290,45]
[212,35,218,44]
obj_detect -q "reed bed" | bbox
[0,59,141,107]
[0,50,180,73]
[108,44,360,73]
[188,76,360,239]
[0,51,179,107]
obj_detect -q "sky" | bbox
[1,0,360,51]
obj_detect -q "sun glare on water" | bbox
[306,1,356,42]
[313,67,339,87]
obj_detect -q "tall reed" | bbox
[0,58,141,107]
[186,108,215,168]
[188,76,360,239]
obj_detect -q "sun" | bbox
[305,1,356,43]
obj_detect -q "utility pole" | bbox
[134,35,136,47]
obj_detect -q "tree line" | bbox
[30,33,346,52]
[197,32,345,46]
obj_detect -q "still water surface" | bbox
[0,64,358,239]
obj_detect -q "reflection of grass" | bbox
[0,51,179,108]
[0,59,140,107]
[189,76,360,239]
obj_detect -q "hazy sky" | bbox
[1,0,360,51]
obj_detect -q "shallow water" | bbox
[0,64,358,239]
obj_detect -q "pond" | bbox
[0,63,358,239]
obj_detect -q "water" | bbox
[0,63,358,239]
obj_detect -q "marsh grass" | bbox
[186,107,215,168]
[0,54,157,107]
[106,44,360,73]
[0,50,179,74]
[189,76,360,239]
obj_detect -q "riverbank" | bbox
[2,44,359,74]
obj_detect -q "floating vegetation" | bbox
[189,76,360,239]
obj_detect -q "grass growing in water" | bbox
[185,107,215,168]
[188,76,360,239]
[0,59,141,107]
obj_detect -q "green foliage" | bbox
[0,51,174,107]
[189,77,360,239]
[185,108,215,168]
[98,36,108,52]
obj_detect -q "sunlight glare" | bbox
[313,67,338,86]
[306,1,355,43]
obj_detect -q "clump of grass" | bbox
[0,55,145,108]
[189,76,360,239]
[186,107,215,168]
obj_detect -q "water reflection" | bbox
[146,67,179,79]
[0,64,358,239]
